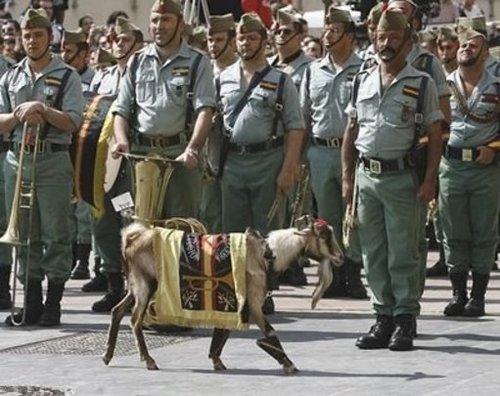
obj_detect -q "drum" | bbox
[103,135,122,193]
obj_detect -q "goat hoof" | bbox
[102,355,112,366]
[283,364,298,375]
[212,358,227,371]
[147,361,159,370]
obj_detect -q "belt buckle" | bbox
[462,149,473,162]
[22,143,32,154]
[151,136,164,148]
[369,159,382,174]
[327,138,340,148]
[39,141,46,153]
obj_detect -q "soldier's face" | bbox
[114,32,137,60]
[207,31,234,60]
[437,40,459,64]
[150,12,181,47]
[367,21,377,44]
[323,22,349,49]
[22,27,51,60]
[376,29,408,62]
[457,36,487,67]
[275,22,301,49]
[237,31,265,61]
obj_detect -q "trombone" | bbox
[0,123,40,326]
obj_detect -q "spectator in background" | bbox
[459,0,483,17]
[78,15,94,39]
[429,0,460,24]
[303,36,323,59]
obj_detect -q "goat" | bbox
[102,216,342,374]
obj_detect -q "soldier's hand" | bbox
[416,179,436,203]
[475,146,496,166]
[14,102,45,123]
[111,141,129,159]
[276,168,297,195]
[176,147,199,169]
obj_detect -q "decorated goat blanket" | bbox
[144,228,249,330]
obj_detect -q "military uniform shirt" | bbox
[0,55,84,144]
[79,66,95,92]
[90,65,122,95]
[300,52,362,138]
[407,45,450,97]
[269,51,313,91]
[486,55,500,77]
[219,60,305,145]
[358,43,376,61]
[447,69,500,148]
[347,63,443,160]
[0,56,13,78]
[113,43,216,137]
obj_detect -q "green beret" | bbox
[208,14,235,34]
[63,29,86,45]
[436,26,458,43]
[21,8,51,29]
[377,9,409,32]
[325,7,352,24]
[457,26,485,45]
[368,2,384,25]
[237,13,266,35]
[151,0,181,15]
[115,16,141,35]
[96,47,115,65]
[456,16,487,35]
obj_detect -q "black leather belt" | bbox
[444,145,479,162]
[312,136,343,148]
[136,133,189,148]
[228,135,284,154]
[10,141,69,154]
[360,156,411,174]
[0,142,10,153]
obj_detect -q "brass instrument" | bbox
[289,164,311,227]
[0,123,40,326]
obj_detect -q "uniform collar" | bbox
[319,51,361,72]
[20,53,69,78]
[448,68,497,96]
[145,41,192,63]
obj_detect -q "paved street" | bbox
[1,251,499,396]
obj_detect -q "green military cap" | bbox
[237,13,266,35]
[457,26,485,45]
[418,29,437,44]
[63,29,86,45]
[325,7,352,24]
[151,0,182,15]
[208,14,235,34]
[367,2,384,24]
[191,25,207,45]
[95,47,115,65]
[456,16,487,35]
[277,9,300,25]
[20,8,51,29]
[377,9,409,31]
[115,16,141,35]
[436,26,458,43]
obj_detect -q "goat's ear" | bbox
[245,227,260,238]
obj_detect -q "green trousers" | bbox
[4,150,73,283]
[308,145,361,261]
[199,175,222,233]
[439,157,500,275]
[357,166,421,316]
[221,148,284,233]
[0,151,12,268]
[69,200,92,244]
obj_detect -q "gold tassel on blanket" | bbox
[144,228,249,331]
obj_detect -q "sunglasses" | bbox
[276,28,295,37]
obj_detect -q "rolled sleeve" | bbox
[423,78,444,127]
[281,75,305,131]
[112,57,136,121]
[61,72,85,130]
[0,72,12,114]
[192,56,216,111]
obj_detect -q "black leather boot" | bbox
[345,259,367,299]
[443,272,468,316]
[70,243,91,280]
[323,263,347,298]
[426,243,447,277]
[262,294,275,315]
[82,256,107,292]
[91,273,125,312]
[388,314,415,351]
[463,272,489,317]
[39,281,65,326]
[0,266,12,310]
[355,315,395,349]
[5,281,43,326]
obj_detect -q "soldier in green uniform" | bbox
[343,9,443,351]
[0,9,84,326]
[199,14,238,235]
[111,0,216,310]
[300,7,366,299]
[436,27,459,76]
[0,50,14,310]
[218,13,304,235]
[61,29,95,280]
[440,27,500,318]
[86,17,143,307]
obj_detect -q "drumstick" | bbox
[118,152,183,164]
